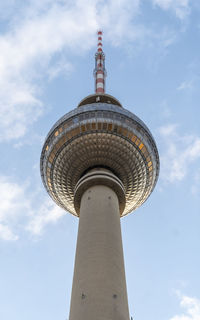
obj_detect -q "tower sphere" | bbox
[40,91,159,217]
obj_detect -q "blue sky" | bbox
[0,0,200,319]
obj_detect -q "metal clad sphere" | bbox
[40,98,159,217]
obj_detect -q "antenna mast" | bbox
[94,30,107,94]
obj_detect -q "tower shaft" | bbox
[69,183,130,320]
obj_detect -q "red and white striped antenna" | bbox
[94,30,107,94]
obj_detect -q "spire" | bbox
[94,30,107,94]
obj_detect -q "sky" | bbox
[0,0,200,319]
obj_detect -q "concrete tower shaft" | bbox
[69,169,129,320]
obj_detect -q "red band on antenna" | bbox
[94,30,106,94]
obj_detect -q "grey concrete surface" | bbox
[69,184,130,320]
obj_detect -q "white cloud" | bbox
[0,0,142,142]
[177,80,194,91]
[98,0,141,45]
[152,0,190,19]
[0,0,180,143]
[47,58,73,81]
[159,124,200,183]
[170,294,200,320]
[0,224,18,241]
[0,176,29,240]
[0,175,65,241]
[0,1,95,142]
[26,198,65,235]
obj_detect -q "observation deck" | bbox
[40,93,159,217]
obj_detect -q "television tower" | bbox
[40,30,159,320]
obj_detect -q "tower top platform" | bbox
[78,93,122,108]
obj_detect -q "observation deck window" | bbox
[92,123,96,130]
[135,138,140,145]
[67,119,73,127]
[73,117,79,123]
[139,143,144,150]
[103,123,107,130]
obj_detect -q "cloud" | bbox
[0,175,65,241]
[47,58,73,81]
[152,0,190,19]
[97,0,141,45]
[0,224,18,241]
[26,198,65,235]
[177,74,200,92]
[170,293,200,320]
[159,124,200,183]
[0,0,142,143]
[0,0,182,143]
[177,80,194,91]
[177,81,193,91]
[0,1,95,142]
[0,176,29,240]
